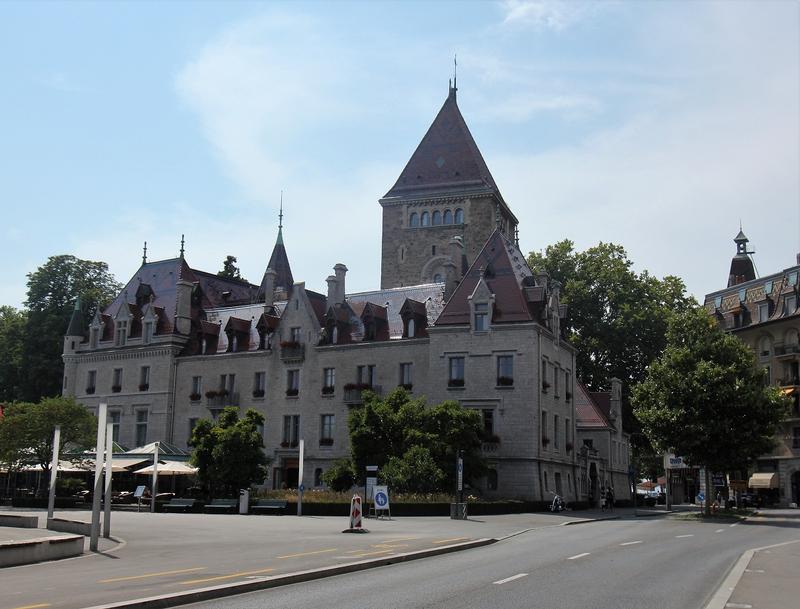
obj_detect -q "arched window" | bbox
[410,213,419,227]
[432,210,442,225]
[421,212,430,226]
[454,208,464,224]
[758,335,772,358]
[408,318,415,338]
[332,326,338,344]
[443,209,453,224]
[786,328,799,346]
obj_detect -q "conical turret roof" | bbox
[260,227,294,297]
[66,297,84,337]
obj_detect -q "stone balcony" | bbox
[280,343,305,363]
[344,385,382,405]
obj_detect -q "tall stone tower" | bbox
[379,82,518,289]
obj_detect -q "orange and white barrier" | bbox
[349,494,362,529]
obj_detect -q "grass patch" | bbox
[672,508,754,522]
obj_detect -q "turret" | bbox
[62,297,84,397]
[727,228,756,287]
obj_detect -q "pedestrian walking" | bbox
[600,486,607,511]
[606,487,614,512]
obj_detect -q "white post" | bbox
[297,439,304,516]
[103,423,113,538]
[150,441,160,513]
[47,425,61,520]
[90,403,107,552]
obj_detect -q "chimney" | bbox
[796,252,800,265]
[326,274,338,310]
[262,268,277,307]
[536,271,549,289]
[443,260,458,301]
[334,263,348,304]
[449,236,464,282]
[609,377,622,424]
[175,279,193,335]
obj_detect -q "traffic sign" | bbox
[299,483,305,492]
[373,486,390,509]
[697,492,705,502]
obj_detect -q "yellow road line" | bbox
[98,567,206,583]
[431,537,469,545]
[380,536,418,542]
[9,604,51,609]
[180,568,275,585]
[372,543,409,549]
[348,549,393,558]
[276,548,337,559]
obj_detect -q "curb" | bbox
[562,515,621,526]
[80,537,496,609]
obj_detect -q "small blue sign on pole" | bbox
[299,483,305,493]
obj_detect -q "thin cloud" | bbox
[499,0,594,30]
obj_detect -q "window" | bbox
[759,336,772,358]
[554,366,560,397]
[448,356,465,387]
[143,321,154,344]
[541,359,549,391]
[583,438,593,449]
[254,371,266,397]
[400,362,413,387]
[407,318,415,338]
[482,409,494,435]
[314,468,323,486]
[497,355,513,386]
[554,472,563,495]
[112,368,123,392]
[554,415,560,449]
[611,440,616,464]
[86,370,97,394]
[565,371,572,399]
[763,366,771,386]
[759,303,770,323]
[409,212,419,227]
[443,209,453,224]
[191,376,202,398]
[786,295,797,315]
[431,245,436,256]
[109,411,121,443]
[487,469,498,490]
[320,414,334,444]
[139,366,150,391]
[188,418,199,443]
[287,369,300,396]
[290,327,301,343]
[474,303,488,331]
[565,418,571,450]
[282,415,300,446]
[454,208,464,224]
[323,368,335,394]
[541,411,548,446]
[544,471,549,492]
[432,210,441,225]
[357,364,376,387]
[115,320,128,346]
[421,211,430,226]
[135,410,148,447]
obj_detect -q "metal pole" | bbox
[47,425,61,520]
[150,441,159,513]
[90,404,107,552]
[297,439,304,516]
[103,423,113,538]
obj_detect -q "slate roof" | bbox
[575,384,611,429]
[435,229,536,326]
[347,283,445,339]
[384,88,502,202]
[260,228,294,299]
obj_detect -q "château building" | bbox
[62,82,629,503]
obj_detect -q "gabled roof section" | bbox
[193,270,257,308]
[575,384,611,429]
[384,90,502,201]
[347,283,444,338]
[435,229,534,326]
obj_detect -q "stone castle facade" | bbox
[62,84,630,503]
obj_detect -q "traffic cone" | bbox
[342,494,369,533]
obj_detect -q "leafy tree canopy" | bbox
[633,308,788,485]
[21,255,121,401]
[347,388,486,494]
[218,255,245,282]
[0,397,96,487]
[0,306,27,402]
[189,407,269,497]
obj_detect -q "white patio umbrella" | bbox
[132,461,198,476]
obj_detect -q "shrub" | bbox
[321,458,357,491]
[56,477,87,497]
[382,446,445,494]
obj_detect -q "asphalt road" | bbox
[183,516,799,609]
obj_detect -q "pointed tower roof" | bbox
[260,224,293,298]
[383,86,503,201]
[66,296,84,336]
[728,227,756,287]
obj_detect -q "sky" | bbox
[1,1,798,309]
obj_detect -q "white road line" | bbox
[744,569,765,573]
[715,529,725,533]
[620,541,643,546]
[675,534,694,538]
[729,523,739,527]
[493,573,528,585]
[567,552,591,560]
[725,603,752,608]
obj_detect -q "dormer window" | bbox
[143,321,153,344]
[758,303,770,323]
[786,295,797,316]
[474,303,489,331]
[407,318,415,338]
[115,320,128,347]
[90,327,99,348]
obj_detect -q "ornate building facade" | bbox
[62,85,628,503]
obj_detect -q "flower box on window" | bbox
[205,390,218,399]
[139,383,149,392]
[321,385,335,395]
[542,436,550,446]
[343,382,371,391]
[496,376,514,387]
[189,392,201,402]
[285,388,299,397]
[252,389,265,398]
[111,385,122,393]
[86,386,95,395]
[448,379,465,388]
[319,437,334,446]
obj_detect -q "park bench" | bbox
[203,499,238,514]
[163,498,197,513]
[251,499,287,515]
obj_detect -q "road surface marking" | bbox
[347,549,393,558]
[493,573,528,585]
[715,529,725,533]
[9,604,51,609]
[381,536,418,542]
[675,534,694,538]
[432,537,469,544]
[729,523,739,527]
[276,548,337,559]
[620,541,643,546]
[744,569,765,573]
[373,543,409,549]
[180,568,274,585]
[98,567,206,583]
[567,552,590,560]
[725,603,752,608]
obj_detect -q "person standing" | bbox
[606,487,615,512]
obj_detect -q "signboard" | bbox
[697,491,705,503]
[457,458,463,492]
[366,477,377,500]
[133,485,146,498]
[664,453,688,469]
[712,474,726,487]
[373,486,390,510]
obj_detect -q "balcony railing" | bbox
[280,342,305,362]
[775,345,800,356]
[343,385,381,404]
[206,391,240,408]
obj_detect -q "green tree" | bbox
[189,407,269,497]
[217,255,245,282]
[22,255,121,401]
[632,308,788,513]
[0,396,96,493]
[321,458,357,492]
[347,388,485,493]
[0,306,27,401]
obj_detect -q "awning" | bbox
[748,473,778,489]
[781,387,797,395]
